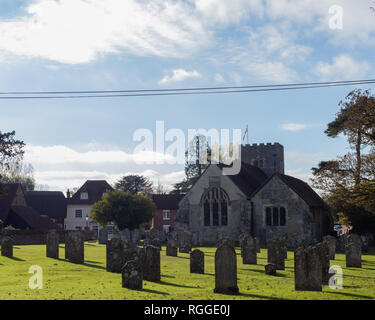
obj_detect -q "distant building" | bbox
[0,183,57,230]
[151,194,185,232]
[25,191,67,228]
[64,180,113,234]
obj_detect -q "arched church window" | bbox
[201,187,229,227]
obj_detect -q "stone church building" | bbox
[174,143,332,247]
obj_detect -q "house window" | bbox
[75,209,83,218]
[163,210,170,220]
[265,206,287,226]
[201,187,229,227]
[80,192,88,200]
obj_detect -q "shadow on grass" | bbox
[325,291,374,299]
[85,260,102,264]
[159,280,197,289]
[142,288,169,296]
[5,256,25,261]
[161,275,175,279]
[173,256,189,260]
[83,262,106,270]
[238,292,288,300]
[240,268,287,277]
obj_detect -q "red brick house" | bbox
[151,194,185,232]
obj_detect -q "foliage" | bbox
[0,160,35,191]
[90,190,155,230]
[114,174,153,194]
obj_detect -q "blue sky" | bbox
[0,0,374,191]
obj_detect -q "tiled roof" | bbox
[0,183,22,222]
[25,191,67,222]
[152,194,185,210]
[10,206,58,230]
[68,180,113,205]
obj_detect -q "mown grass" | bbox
[0,243,374,300]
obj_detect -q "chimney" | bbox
[66,189,70,198]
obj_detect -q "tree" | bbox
[90,190,155,230]
[0,130,25,195]
[154,180,168,194]
[0,160,35,191]
[114,174,153,194]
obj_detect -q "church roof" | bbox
[152,194,185,210]
[218,162,268,197]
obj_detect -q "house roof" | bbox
[10,205,58,230]
[152,194,185,210]
[25,191,67,222]
[68,180,113,205]
[218,161,268,197]
[250,173,328,209]
[0,183,23,222]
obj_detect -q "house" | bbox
[64,180,113,233]
[25,191,67,227]
[0,183,57,230]
[174,143,332,247]
[151,194,185,232]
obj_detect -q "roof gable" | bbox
[25,191,67,221]
[0,183,25,221]
[69,180,113,205]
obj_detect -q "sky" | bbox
[0,0,374,192]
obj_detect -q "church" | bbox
[174,143,332,247]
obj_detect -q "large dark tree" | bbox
[90,190,155,230]
[114,174,153,194]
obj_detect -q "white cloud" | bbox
[314,54,371,80]
[214,73,225,83]
[280,123,310,132]
[158,69,202,84]
[0,0,207,64]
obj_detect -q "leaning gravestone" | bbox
[214,243,239,294]
[144,245,160,282]
[1,237,13,257]
[46,230,59,259]
[98,228,108,245]
[242,235,257,265]
[323,235,336,260]
[66,231,84,264]
[106,238,128,273]
[294,245,322,291]
[122,257,143,290]
[345,234,362,268]
[317,242,330,285]
[267,239,285,270]
[190,249,204,274]
[179,231,192,253]
[265,263,277,275]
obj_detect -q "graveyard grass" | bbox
[1,243,375,300]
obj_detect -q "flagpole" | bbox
[247,125,249,145]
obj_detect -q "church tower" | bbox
[241,143,285,177]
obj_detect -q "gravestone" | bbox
[255,237,261,253]
[267,239,285,270]
[66,231,84,264]
[323,235,336,260]
[214,243,239,294]
[239,232,250,257]
[131,229,141,246]
[98,228,108,245]
[317,242,330,284]
[179,231,192,253]
[242,235,257,265]
[106,237,128,273]
[265,263,277,275]
[46,230,59,259]
[122,258,143,290]
[345,234,362,268]
[294,245,322,291]
[190,249,204,274]
[1,237,13,257]
[144,245,160,282]
[151,238,162,250]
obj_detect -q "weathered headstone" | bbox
[190,249,204,274]
[323,235,336,260]
[317,242,330,284]
[345,234,362,268]
[106,238,128,273]
[46,230,59,259]
[255,237,261,253]
[131,229,141,246]
[294,245,322,291]
[151,238,162,250]
[122,258,143,290]
[242,235,257,265]
[66,231,84,264]
[239,232,250,257]
[98,228,108,245]
[144,245,160,282]
[1,237,13,257]
[267,239,285,270]
[179,231,192,253]
[265,263,277,275]
[214,243,239,294]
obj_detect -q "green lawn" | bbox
[0,242,374,300]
